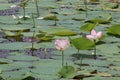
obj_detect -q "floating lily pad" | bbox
[70,37,95,50]
[1,26,30,32]
[58,66,75,78]
[39,27,77,36]
[0,38,6,42]
[21,32,41,37]
[0,0,120,80]
[43,14,59,21]
[0,69,2,74]
[103,2,119,9]
[107,24,120,36]
[4,31,22,37]
[85,18,110,24]
[80,23,97,32]
[90,0,99,2]
[0,42,31,50]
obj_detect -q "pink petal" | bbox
[96,31,102,39]
[86,35,95,40]
[60,39,70,50]
[91,29,97,36]
[55,40,62,50]
[55,39,70,51]
[62,39,69,48]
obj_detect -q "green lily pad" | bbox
[0,69,2,74]
[103,2,119,9]
[40,35,54,41]
[0,38,6,42]
[90,0,99,2]
[39,27,77,36]
[43,14,59,21]
[4,31,22,37]
[107,24,120,36]
[21,32,41,37]
[7,54,40,61]
[72,18,85,21]
[0,42,31,50]
[1,26,30,32]
[85,18,110,24]
[80,23,98,32]
[58,66,75,78]
[85,15,112,24]
[0,58,11,64]
[22,76,36,80]
[70,37,95,50]
[109,66,120,71]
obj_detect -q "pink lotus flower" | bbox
[55,39,70,66]
[55,39,70,51]
[86,29,103,42]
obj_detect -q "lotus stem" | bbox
[65,62,69,73]
[84,0,88,18]
[55,20,57,26]
[62,51,64,67]
[32,13,36,28]
[80,57,83,69]
[77,49,80,53]
[94,41,96,59]
[54,14,57,26]
[35,0,40,17]
[23,7,26,20]
[44,48,47,59]
[31,30,35,56]
[31,13,36,55]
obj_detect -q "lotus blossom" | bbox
[55,39,70,66]
[55,39,70,51]
[86,29,103,42]
[86,29,103,59]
